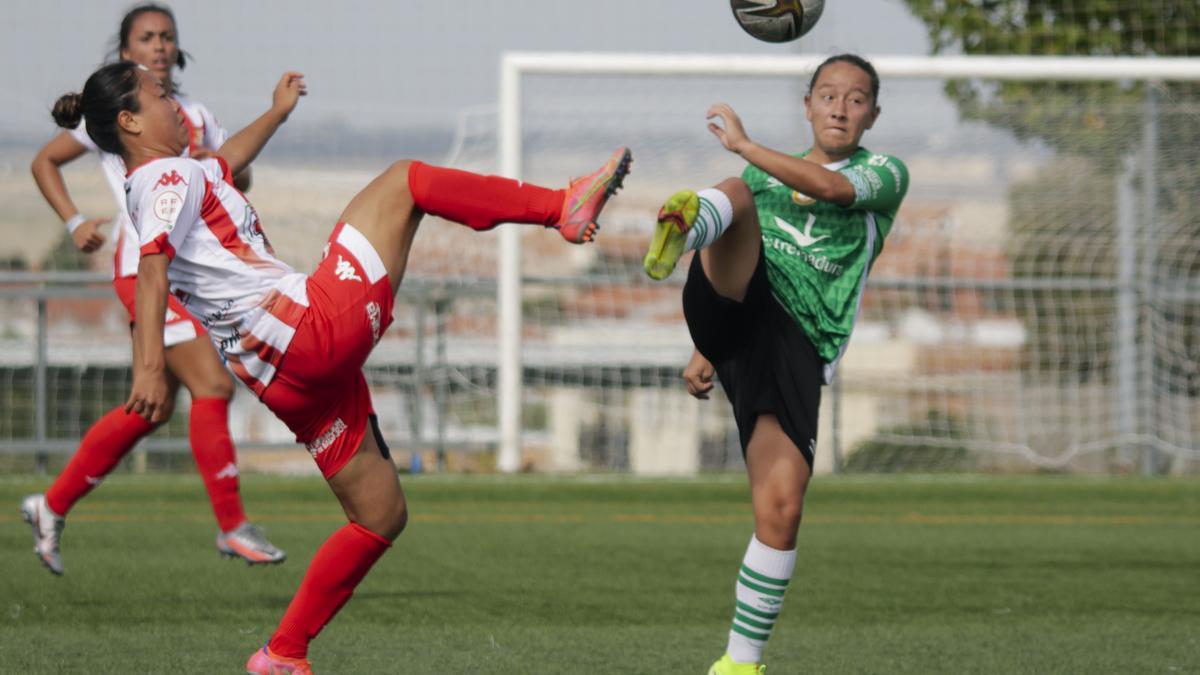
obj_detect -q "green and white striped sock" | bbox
[726,535,796,664]
[685,188,735,252]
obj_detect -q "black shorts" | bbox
[682,248,823,467]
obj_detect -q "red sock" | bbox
[407,161,564,231]
[268,522,391,659]
[189,398,246,533]
[45,406,155,515]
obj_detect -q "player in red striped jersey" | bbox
[56,60,630,673]
[22,4,285,574]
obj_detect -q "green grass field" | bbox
[1,473,1197,674]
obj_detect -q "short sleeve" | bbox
[195,102,230,149]
[741,163,770,196]
[129,159,206,260]
[841,153,909,215]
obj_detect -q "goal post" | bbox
[495,52,1200,474]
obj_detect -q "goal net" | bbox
[3,47,1198,476]
[471,52,1200,475]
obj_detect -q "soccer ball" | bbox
[730,0,824,43]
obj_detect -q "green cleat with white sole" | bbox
[643,189,699,280]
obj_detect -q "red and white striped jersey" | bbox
[70,95,228,278]
[127,155,308,395]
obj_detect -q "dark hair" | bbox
[808,54,880,103]
[115,4,188,91]
[52,61,143,156]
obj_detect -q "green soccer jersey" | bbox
[742,147,909,381]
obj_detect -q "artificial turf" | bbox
[0,473,1196,673]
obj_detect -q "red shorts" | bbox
[112,275,206,348]
[260,223,394,478]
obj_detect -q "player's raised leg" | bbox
[644,177,760,304]
[338,148,631,293]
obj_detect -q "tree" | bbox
[903,1,1199,383]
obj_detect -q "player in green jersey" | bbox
[643,54,908,675]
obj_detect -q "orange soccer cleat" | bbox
[553,147,632,244]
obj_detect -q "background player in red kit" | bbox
[55,60,630,673]
[22,3,285,574]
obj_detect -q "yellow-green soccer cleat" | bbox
[643,189,699,280]
[707,653,766,675]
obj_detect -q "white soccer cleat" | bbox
[217,522,287,565]
[20,493,65,576]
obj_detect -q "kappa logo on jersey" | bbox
[335,255,362,283]
[156,170,188,188]
[775,214,828,250]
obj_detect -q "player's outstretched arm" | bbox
[30,132,109,252]
[126,253,171,424]
[707,102,855,206]
[217,72,306,176]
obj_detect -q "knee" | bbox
[210,374,236,401]
[386,497,410,540]
[756,494,805,546]
[715,177,753,209]
[361,493,409,542]
[765,494,805,531]
[381,160,415,197]
[191,373,235,401]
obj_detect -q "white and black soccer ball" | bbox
[730,0,825,43]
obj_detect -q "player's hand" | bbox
[271,72,307,121]
[707,102,753,155]
[683,350,716,400]
[70,217,109,253]
[125,368,170,424]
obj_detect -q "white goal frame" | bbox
[494,52,1200,472]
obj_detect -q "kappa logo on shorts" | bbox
[335,255,362,282]
[306,418,348,458]
[366,301,382,344]
[156,170,188,188]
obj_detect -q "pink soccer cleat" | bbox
[552,147,632,244]
[246,645,314,674]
